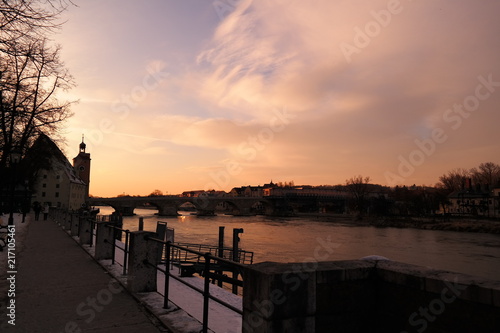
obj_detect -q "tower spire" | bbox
[79,134,86,153]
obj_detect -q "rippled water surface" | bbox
[98,207,500,280]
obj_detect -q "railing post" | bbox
[138,216,144,231]
[112,214,123,240]
[128,231,160,292]
[110,227,116,265]
[95,222,114,260]
[123,231,129,275]
[89,219,95,247]
[163,241,171,309]
[217,226,225,287]
[232,228,244,294]
[202,253,211,333]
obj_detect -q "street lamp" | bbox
[7,148,22,226]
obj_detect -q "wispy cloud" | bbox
[60,0,500,195]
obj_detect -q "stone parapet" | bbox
[243,260,500,332]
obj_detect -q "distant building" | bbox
[446,177,500,217]
[230,181,275,197]
[448,186,498,217]
[26,134,91,210]
[229,186,265,197]
[182,190,207,197]
[181,190,226,197]
[263,185,348,198]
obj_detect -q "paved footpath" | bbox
[2,215,169,333]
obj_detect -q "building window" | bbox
[56,184,60,189]
[42,183,46,188]
[43,174,47,179]
[55,192,59,198]
[42,192,46,197]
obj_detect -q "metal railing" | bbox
[146,237,246,333]
[104,224,131,276]
[169,242,254,266]
[89,217,96,247]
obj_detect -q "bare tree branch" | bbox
[0,1,76,168]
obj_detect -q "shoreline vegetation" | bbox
[299,213,500,235]
[127,206,500,234]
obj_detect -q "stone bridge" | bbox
[88,195,282,216]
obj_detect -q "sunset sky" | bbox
[56,0,500,197]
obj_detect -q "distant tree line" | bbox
[101,163,500,218]
[437,162,500,192]
[342,163,500,217]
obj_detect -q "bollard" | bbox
[64,211,72,230]
[70,214,79,236]
[127,231,160,292]
[66,213,73,230]
[232,228,244,294]
[95,222,115,260]
[79,217,92,245]
[138,216,144,231]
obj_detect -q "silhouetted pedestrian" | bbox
[33,201,42,221]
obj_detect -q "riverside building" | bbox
[26,134,91,211]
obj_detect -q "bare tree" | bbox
[345,175,372,215]
[470,162,500,187]
[437,168,471,192]
[148,189,164,197]
[0,0,74,168]
[1,1,68,37]
[1,38,74,168]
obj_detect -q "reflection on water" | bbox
[98,207,500,280]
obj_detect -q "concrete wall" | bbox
[242,260,500,333]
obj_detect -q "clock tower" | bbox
[73,135,91,199]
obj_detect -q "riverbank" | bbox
[295,213,500,234]
[368,217,500,234]
[369,219,500,234]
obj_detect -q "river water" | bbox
[97,207,500,281]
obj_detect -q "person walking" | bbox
[43,203,50,220]
[33,201,42,221]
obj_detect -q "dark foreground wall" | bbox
[242,260,500,333]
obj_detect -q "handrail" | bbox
[104,224,130,275]
[146,236,246,333]
[173,241,254,265]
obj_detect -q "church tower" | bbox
[73,135,91,199]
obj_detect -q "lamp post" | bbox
[7,148,22,226]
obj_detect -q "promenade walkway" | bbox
[1,214,169,333]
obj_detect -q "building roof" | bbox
[448,189,490,199]
[25,134,86,185]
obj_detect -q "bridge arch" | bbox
[89,196,277,217]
